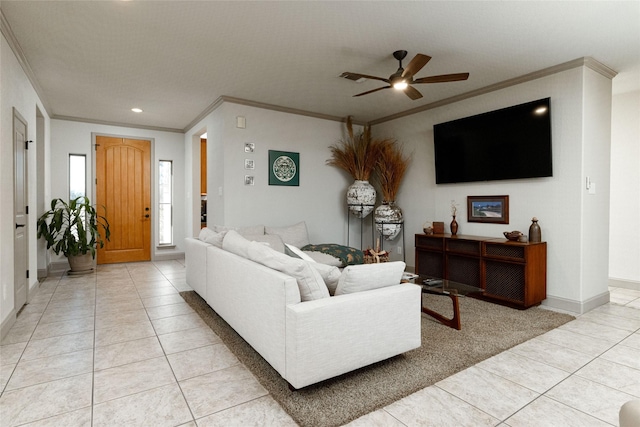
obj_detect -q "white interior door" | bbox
[14,108,28,311]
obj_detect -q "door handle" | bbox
[16,223,25,229]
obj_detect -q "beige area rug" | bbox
[180,290,574,427]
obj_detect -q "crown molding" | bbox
[369,57,617,126]
[220,96,365,125]
[0,9,52,116]
[52,115,183,134]
[182,96,226,133]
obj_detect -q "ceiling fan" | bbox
[342,50,469,100]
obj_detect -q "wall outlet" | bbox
[397,246,402,255]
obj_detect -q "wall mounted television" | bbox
[433,98,552,184]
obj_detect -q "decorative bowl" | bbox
[503,231,523,241]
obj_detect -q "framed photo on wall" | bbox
[268,150,299,186]
[467,195,509,224]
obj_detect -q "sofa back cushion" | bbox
[335,261,406,295]
[265,222,310,248]
[247,241,329,301]
[222,230,253,258]
[198,227,226,248]
[214,224,265,236]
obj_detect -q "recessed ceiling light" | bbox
[131,108,143,113]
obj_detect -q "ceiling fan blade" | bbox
[413,73,470,84]
[404,85,423,100]
[342,72,390,83]
[353,86,391,97]
[402,54,431,80]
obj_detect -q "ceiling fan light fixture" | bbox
[393,80,408,90]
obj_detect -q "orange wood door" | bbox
[96,136,151,264]
[200,138,207,194]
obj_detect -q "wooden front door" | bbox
[96,136,151,264]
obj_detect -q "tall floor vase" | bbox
[374,201,403,241]
[346,180,376,218]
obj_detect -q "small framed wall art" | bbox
[268,150,299,186]
[244,142,255,153]
[244,175,254,186]
[467,195,509,224]
[244,159,255,170]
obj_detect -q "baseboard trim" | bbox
[542,291,610,315]
[154,251,185,262]
[49,260,70,275]
[1,309,17,341]
[609,277,640,291]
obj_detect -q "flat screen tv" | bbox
[433,98,552,184]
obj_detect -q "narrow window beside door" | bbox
[69,154,86,199]
[159,160,173,245]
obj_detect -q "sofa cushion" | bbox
[247,234,286,253]
[335,261,406,295]
[222,230,252,258]
[214,224,265,237]
[198,227,226,248]
[265,222,310,248]
[247,241,329,301]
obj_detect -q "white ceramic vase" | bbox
[346,180,376,218]
[375,201,404,240]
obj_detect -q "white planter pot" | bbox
[68,253,94,274]
[346,180,376,218]
[375,201,404,240]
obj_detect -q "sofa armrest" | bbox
[185,237,209,299]
[285,283,421,389]
[207,245,301,378]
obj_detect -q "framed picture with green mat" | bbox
[269,150,299,186]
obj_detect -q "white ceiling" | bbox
[2,1,639,132]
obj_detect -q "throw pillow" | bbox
[265,221,310,248]
[198,227,225,248]
[302,251,343,267]
[247,241,329,301]
[334,261,406,295]
[308,262,341,295]
[284,243,316,262]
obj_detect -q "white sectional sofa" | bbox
[184,224,422,389]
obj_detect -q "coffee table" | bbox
[418,276,484,330]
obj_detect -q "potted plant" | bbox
[327,116,391,218]
[373,141,411,240]
[37,196,110,273]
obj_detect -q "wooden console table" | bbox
[415,234,547,308]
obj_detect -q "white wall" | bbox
[373,65,612,313]
[185,103,352,246]
[1,33,51,331]
[610,90,640,288]
[50,120,185,262]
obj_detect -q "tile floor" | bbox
[1,261,639,426]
